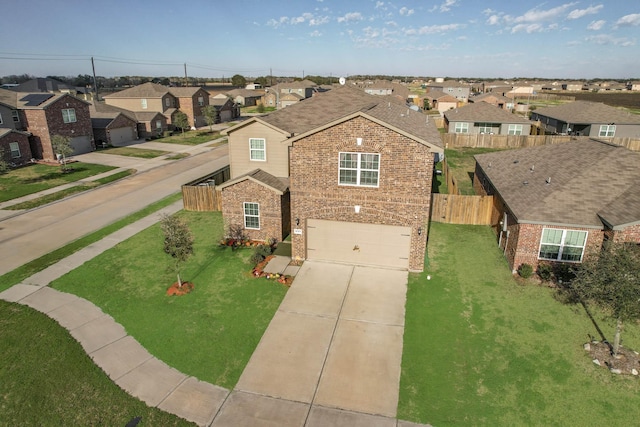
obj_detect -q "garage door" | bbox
[220,110,232,122]
[69,136,92,155]
[307,219,411,269]
[109,127,135,145]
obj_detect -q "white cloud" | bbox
[615,13,640,27]
[266,16,290,28]
[309,16,330,26]
[266,12,330,28]
[375,1,385,9]
[586,34,636,46]
[587,20,605,30]
[399,7,414,16]
[511,23,543,33]
[512,3,578,24]
[337,12,364,23]
[310,30,322,37]
[567,4,603,20]
[439,0,458,12]
[405,23,463,35]
[386,20,398,27]
[486,14,501,25]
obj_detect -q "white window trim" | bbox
[598,124,615,137]
[0,112,3,124]
[243,202,260,230]
[9,141,20,158]
[62,108,76,123]
[538,228,588,263]
[508,124,523,135]
[249,138,266,161]
[454,122,469,134]
[165,98,170,107]
[338,152,380,188]
[198,96,204,106]
[156,120,162,130]
[141,98,148,109]
[12,110,19,122]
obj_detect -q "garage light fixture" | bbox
[418,227,422,236]
[355,205,361,213]
[356,137,363,146]
[295,217,300,226]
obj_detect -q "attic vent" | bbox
[523,181,528,185]
[546,177,551,185]
[513,160,519,164]
[530,165,535,172]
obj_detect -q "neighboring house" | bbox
[264,80,320,109]
[209,95,240,122]
[0,128,32,166]
[279,92,304,108]
[473,139,640,273]
[90,103,138,146]
[219,86,444,272]
[363,80,410,101]
[470,93,514,110]
[425,90,458,116]
[226,88,263,107]
[134,111,168,138]
[628,81,640,91]
[444,102,531,135]
[0,88,94,160]
[427,81,471,102]
[103,82,210,129]
[561,82,586,91]
[11,77,92,101]
[531,101,640,137]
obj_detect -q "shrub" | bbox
[250,244,273,266]
[517,263,534,279]
[537,263,553,282]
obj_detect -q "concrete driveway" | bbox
[216,261,408,425]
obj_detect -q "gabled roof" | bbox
[210,97,233,107]
[168,87,205,97]
[474,139,640,229]
[226,88,264,98]
[103,82,170,99]
[218,169,289,194]
[277,79,317,89]
[0,87,18,108]
[90,101,137,121]
[444,102,529,124]
[224,86,443,150]
[11,78,75,93]
[426,90,457,102]
[15,92,89,109]
[471,93,512,103]
[533,101,640,125]
[0,128,30,138]
[133,111,165,122]
[91,118,114,129]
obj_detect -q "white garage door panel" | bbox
[109,127,135,144]
[307,219,411,269]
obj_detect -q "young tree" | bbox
[0,147,8,174]
[160,214,194,288]
[201,105,218,131]
[231,74,246,88]
[51,135,73,172]
[570,242,640,356]
[173,111,189,136]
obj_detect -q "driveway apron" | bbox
[233,260,408,418]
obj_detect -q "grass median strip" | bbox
[0,192,182,292]
[97,146,169,158]
[50,211,287,388]
[5,169,136,211]
[399,223,640,426]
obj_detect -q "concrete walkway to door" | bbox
[213,261,421,426]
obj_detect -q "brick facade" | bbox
[289,116,434,272]
[221,179,289,243]
[611,224,640,243]
[22,95,93,161]
[0,130,32,165]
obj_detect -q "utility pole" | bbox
[91,57,99,101]
[270,68,273,86]
[184,63,188,86]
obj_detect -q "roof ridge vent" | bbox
[546,177,551,185]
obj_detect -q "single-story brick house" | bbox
[473,139,640,273]
[220,86,444,272]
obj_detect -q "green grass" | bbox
[5,169,136,210]
[0,300,195,426]
[98,146,169,158]
[50,211,288,388]
[242,106,276,113]
[0,193,182,292]
[165,153,190,160]
[0,162,116,202]
[445,147,505,195]
[399,223,640,426]
[154,130,222,145]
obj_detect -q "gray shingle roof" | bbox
[533,101,640,124]
[0,88,17,108]
[475,139,640,228]
[219,169,289,194]
[444,102,530,124]
[103,82,170,98]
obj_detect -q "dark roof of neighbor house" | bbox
[103,82,170,99]
[0,87,18,108]
[210,97,232,107]
[91,118,113,129]
[425,90,457,102]
[474,139,640,229]
[533,101,640,124]
[218,169,289,194]
[168,87,204,97]
[133,111,165,122]
[0,128,30,138]
[444,102,530,124]
[470,93,513,103]
[15,92,89,109]
[226,88,264,98]
[247,85,442,149]
[12,78,75,93]
[90,101,137,121]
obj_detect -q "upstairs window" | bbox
[249,138,266,161]
[12,110,19,122]
[539,228,587,262]
[62,108,76,123]
[339,152,380,187]
[165,98,170,107]
[244,202,260,229]
[598,125,615,137]
[198,96,204,106]
[141,98,148,109]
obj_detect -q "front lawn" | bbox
[97,146,169,158]
[399,223,640,426]
[154,130,222,145]
[0,162,116,202]
[51,211,287,389]
[0,301,195,426]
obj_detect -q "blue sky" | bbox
[1,0,639,79]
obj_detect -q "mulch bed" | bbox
[166,282,194,296]
[585,341,640,376]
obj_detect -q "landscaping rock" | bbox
[584,343,591,351]
[592,359,601,366]
[632,369,638,376]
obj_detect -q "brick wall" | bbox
[289,115,434,272]
[0,131,32,165]
[612,224,640,243]
[221,179,287,242]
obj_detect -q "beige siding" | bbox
[228,121,291,178]
[104,97,165,112]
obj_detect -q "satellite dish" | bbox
[339,77,346,85]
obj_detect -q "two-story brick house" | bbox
[0,88,94,161]
[103,82,210,129]
[220,86,443,272]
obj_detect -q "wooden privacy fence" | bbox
[430,193,494,225]
[442,134,640,151]
[181,166,229,211]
